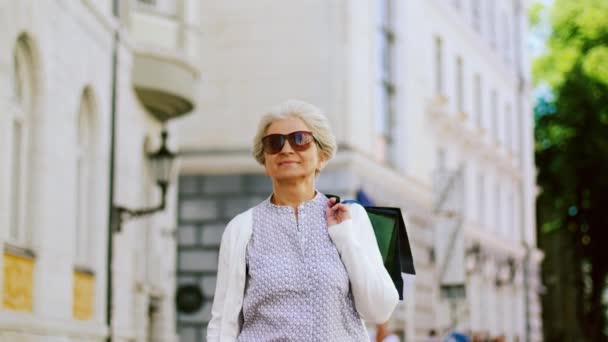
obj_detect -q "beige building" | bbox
[0,0,199,341]
[0,0,541,341]
[175,0,542,341]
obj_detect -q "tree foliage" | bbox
[533,0,608,340]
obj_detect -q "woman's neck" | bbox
[271,178,316,209]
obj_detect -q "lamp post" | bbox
[112,129,175,233]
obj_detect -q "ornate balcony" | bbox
[427,95,521,178]
[427,95,478,141]
[128,0,200,122]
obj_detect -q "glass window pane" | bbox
[478,173,485,225]
[488,0,496,49]
[475,74,482,127]
[456,57,464,112]
[495,183,501,233]
[472,0,481,32]
[491,90,498,140]
[435,36,444,95]
[10,121,23,241]
[76,99,92,265]
[13,52,22,102]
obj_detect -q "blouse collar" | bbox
[265,190,326,213]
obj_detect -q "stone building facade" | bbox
[0,0,199,340]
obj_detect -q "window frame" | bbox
[456,56,464,114]
[7,38,35,248]
[435,36,444,96]
[474,73,482,128]
[374,0,396,165]
[74,89,98,269]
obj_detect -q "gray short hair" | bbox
[252,100,337,166]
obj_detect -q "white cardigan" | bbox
[207,202,399,341]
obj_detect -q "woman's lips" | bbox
[278,161,298,166]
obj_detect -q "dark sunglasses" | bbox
[261,131,316,154]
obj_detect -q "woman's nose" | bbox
[279,139,295,153]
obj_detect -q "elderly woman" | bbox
[207,100,399,341]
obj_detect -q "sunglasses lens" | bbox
[290,132,313,150]
[262,135,285,154]
[262,131,314,154]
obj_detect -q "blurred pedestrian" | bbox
[444,331,471,342]
[375,322,401,342]
[426,329,441,342]
[493,335,506,342]
[470,332,483,342]
[207,100,399,341]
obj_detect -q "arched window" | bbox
[9,36,35,246]
[75,88,96,267]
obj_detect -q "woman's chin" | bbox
[271,170,310,181]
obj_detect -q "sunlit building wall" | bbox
[173,0,542,341]
[0,0,200,340]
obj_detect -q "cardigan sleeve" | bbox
[207,211,250,342]
[206,218,234,341]
[328,203,399,323]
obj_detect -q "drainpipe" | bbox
[513,0,532,341]
[106,0,120,341]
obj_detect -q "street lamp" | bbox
[112,129,175,233]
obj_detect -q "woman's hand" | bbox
[326,197,351,227]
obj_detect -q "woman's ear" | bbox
[263,158,271,176]
[317,158,328,172]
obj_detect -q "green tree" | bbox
[533,0,608,340]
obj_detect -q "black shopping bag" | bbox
[329,195,415,300]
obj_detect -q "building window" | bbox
[435,36,444,96]
[75,89,96,267]
[514,191,521,242]
[495,182,501,234]
[515,104,521,159]
[136,0,176,17]
[508,191,515,241]
[505,103,512,152]
[478,173,485,226]
[437,148,446,171]
[471,0,481,32]
[375,0,395,165]
[488,0,496,49]
[456,56,464,113]
[491,90,498,143]
[474,73,482,128]
[503,13,511,65]
[9,36,35,247]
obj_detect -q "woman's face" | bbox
[263,116,325,182]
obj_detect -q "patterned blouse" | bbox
[237,191,368,341]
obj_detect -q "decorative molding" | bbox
[426,96,524,182]
[464,223,526,260]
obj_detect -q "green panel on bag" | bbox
[367,212,397,264]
